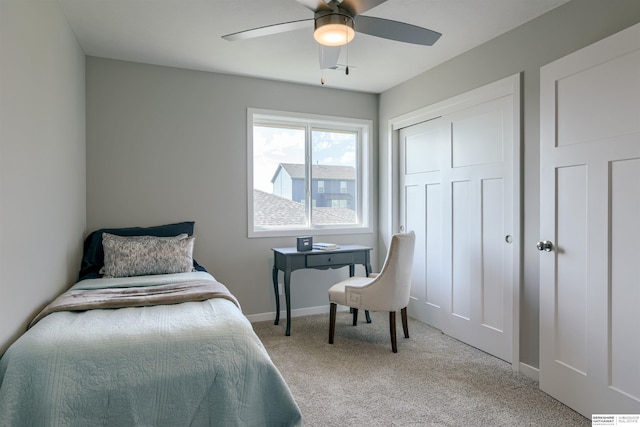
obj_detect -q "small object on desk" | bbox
[313,242,339,250]
[297,236,313,251]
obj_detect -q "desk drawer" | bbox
[306,252,354,268]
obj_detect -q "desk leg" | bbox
[348,265,356,319]
[272,267,280,325]
[363,261,372,322]
[284,270,292,336]
[350,264,372,324]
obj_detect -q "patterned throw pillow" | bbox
[101,233,195,278]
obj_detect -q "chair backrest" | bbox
[347,231,415,312]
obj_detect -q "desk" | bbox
[272,245,372,336]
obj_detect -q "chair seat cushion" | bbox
[328,276,374,306]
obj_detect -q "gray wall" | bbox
[85,57,378,318]
[0,1,86,355]
[378,0,640,369]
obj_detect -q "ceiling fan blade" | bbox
[355,15,441,46]
[295,0,332,13]
[222,19,312,41]
[340,0,388,16]
[319,45,341,69]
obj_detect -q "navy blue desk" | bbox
[272,245,372,336]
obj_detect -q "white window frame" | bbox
[248,108,373,238]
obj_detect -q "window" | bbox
[248,108,372,237]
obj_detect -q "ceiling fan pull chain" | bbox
[320,46,326,85]
[345,18,349,75]
[345,44,349,75]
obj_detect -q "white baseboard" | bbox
[519,362,539,382]
[246,305,349,323]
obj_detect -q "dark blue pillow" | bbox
[78,221,206,281]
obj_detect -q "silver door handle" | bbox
[537,241,553,252]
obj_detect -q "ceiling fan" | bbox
[222,0,441,73]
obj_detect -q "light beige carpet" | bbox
[253,311,590,427]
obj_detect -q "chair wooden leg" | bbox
[389,311,397,353]
[365,310,371,323]
[352,308,358,326]
[329,303,337,344]
[401,307,409,338]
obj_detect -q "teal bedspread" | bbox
[0,272,302,426]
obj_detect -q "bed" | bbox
[0,222,302,426]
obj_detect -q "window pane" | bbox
[253,125,307,228]
[249,109,370,237]
[311,129,357,226]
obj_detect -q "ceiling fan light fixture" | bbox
[314,14,355,47]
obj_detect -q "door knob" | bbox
[537,240,553,252]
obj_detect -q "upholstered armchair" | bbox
[328,231,416,352]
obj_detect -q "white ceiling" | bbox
[57,0,570,93]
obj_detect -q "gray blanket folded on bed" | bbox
[29,279,241,328]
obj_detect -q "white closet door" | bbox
[399,118,448,330]
[399,75,520,364]
[539,22,640,417]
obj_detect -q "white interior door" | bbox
[399,118,448,330]
[539,22,640,418]
[399,75,520,364]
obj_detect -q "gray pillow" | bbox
[101,233,195,278]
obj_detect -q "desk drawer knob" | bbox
[328,257,332,262]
